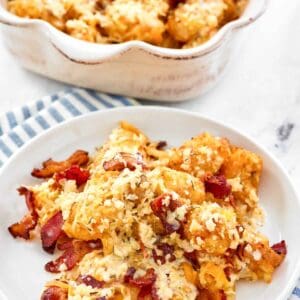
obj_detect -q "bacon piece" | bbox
[41,211,64,254]
[55,165,90,187]
[56,233,73,251]
[77,275,104,289]
[271,240,287,255]
[138,285,159,300]
[45,246,77,273]
[8,214,37,240]
[41,286,67,300]
[127,268,156,287]
[150,193,184,234]
[184,250,200,269]
[31,150,89,178]
[103,152,146,172]
[124,268,158,299]
[17,186,34,210]
[8,187,38,240]
[204,175,231,199]
[45,240,102,273]
[152,243,176,265]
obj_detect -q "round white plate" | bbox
[0,107,299,300]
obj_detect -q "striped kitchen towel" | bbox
[0,88,137,167]
[293,281,300,299]
[0,88,298,299]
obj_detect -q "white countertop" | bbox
[0,0,299,186]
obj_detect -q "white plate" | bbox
[0,107,299,300]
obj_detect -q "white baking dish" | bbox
[0,0,267,101]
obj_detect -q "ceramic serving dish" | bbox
[0,107,299,299]
[0,0,267,101]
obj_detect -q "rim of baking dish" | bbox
[0,0,268,63]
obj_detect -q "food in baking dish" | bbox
[7,0,248,49]
[8,121,286,299]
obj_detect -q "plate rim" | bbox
[0,105,299,300]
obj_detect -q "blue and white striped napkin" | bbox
[0,88,137,167]
[0,88,298,299]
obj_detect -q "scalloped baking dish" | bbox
[0,0,267,101]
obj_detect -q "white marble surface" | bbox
[0,0,299,186]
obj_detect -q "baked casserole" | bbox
[7,0,248,48]
[8,121,286,299]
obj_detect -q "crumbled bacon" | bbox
[224,265,234,281]
[77,275,104,289]
[8,187,38,240]
[138,285,159,300]
[55,165,90,187]
[151,193,181,217]
[224,248,237,264]
[137,285,152,299]
[150,193,184,234]
[204,175,231,199]
[41,211,64,254]
[156,141,167,150]
[184,250,199,269]
[125,268,157,299]
[45,240,102,273]
[152,243,176,265]
[124,267,136,283]
[165,221,181,234]
[271,240,287,255]
[40,286,67,300]
[221,291,227,300]
[103,152,146,171]
[236,243,246,260]
[168,0,185,8]
[127,268,156,287]
[31,150,89,178]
